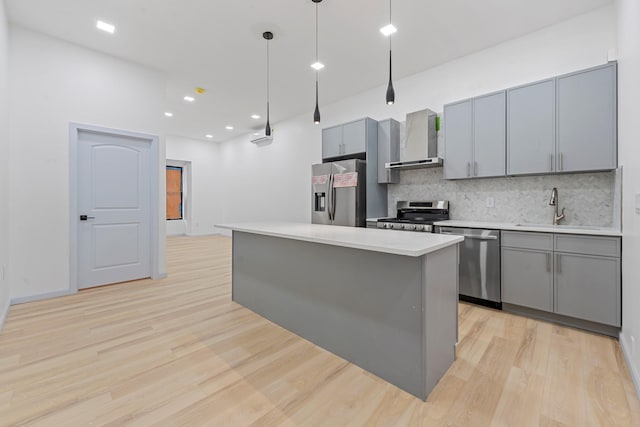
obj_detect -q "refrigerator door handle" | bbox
[330,175,337,221]
[327,173,334,222]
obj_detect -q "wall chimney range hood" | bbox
[386,108,442,170]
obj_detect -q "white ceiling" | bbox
[6,0,612,142]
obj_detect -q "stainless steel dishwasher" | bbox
[437,227,501,309]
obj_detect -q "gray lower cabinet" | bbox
[501,231,621,330]
[502,247,553,312]
[556,63,617,173]
[554,252,621,326]
[507,79,556,175]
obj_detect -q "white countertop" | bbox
[215,222,463,257]
[434,220,622,237]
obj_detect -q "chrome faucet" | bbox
[549,187,565,225]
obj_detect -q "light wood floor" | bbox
[1,236,639,426]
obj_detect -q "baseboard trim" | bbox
[620,332,640,400]
[0,298,10,332]
[11,289,76,305]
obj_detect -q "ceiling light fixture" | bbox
[183,96,195,102]
[385,0,396,105]
[251,114,261,119]
[311,61,324,71]
[263,31,273,136]
[379,24,397,37]
[96,20,115,34]
[206,134,213,139]
[312,0,323,125]
[164,112,173,117]
[225,126,234,130]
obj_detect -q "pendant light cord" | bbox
[266,36,270,113]
[315,2,319,84]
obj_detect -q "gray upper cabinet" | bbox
[322,118,373,160]
[444,92,506,180]
[507,79,556,175]
[555,253,620,326]
[557,63,617,173]
[474,92,506,177]
[443,100,473,179]
[322,126,343,159]
[377,119,400,184]
[502,247,553,312]
[342,119,367,156]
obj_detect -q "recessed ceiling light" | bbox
[251,114,261,119]
[253,132,261,136]
[183,96,195,102]
[205,134,213,139]
[380,24,397,36]
[311,62,325,71]
[225,126,234,130]
[96,20,116,34]
[164,112,173,117]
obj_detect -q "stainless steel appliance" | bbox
[438,227,501,309]
[312,159,366,227]
[377,201,449,232]
[386,108,443,170]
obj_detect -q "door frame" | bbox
[69,122,162,292]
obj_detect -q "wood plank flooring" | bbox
[1,235,639,426]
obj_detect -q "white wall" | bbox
[166,136,220,236]
[214,6,616,235]
[617,0,640,397]
[0,0,10,324]
[8,27,167,301]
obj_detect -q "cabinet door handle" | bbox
[546,253,551,272]
[560,153,564,171]
[467,162,471,177]
[474,161,478,176]
[550,154,553,172]
[556,254,561,274]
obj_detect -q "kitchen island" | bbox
[215,222,463,400]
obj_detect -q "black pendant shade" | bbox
[386,50,395,105]
[263,31,273,136]
[314,81,321,124]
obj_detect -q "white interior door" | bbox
[77,130,151,289]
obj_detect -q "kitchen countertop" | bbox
[433,220,622,237]
[215,222,463,257]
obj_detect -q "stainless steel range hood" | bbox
[386,108,442,170]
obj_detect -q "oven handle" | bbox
[439,231,498,240]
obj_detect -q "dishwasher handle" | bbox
[439,231,498,240]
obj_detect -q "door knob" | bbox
[80,215,95,221]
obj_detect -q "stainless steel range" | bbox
[377,201,449,232]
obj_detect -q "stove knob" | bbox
[415,225,424,231]
[406,224,415,231]
[387,223,394,229]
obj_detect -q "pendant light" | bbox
[312,0,323,124]
[263,31,273,136]
[385,0,395,105]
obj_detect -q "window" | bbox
[166,166,183,220]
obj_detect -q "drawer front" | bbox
[502,231,553,250]
[554,234,620,257]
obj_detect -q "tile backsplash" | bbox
[388,167,621,228]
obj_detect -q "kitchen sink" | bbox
[513,223,602,231]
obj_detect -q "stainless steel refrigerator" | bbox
[312,159,366,227]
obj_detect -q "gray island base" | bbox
[216,222,463,400]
